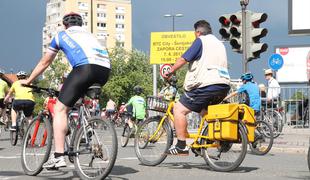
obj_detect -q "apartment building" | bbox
[43,0,132,54]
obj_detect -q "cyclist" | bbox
[105,98,116,117]
[264,69,281,107]
[121,86,146,128]
[158,76,179,101]
[224,72,261,114]
[21,12,111,169]
[4,71,35,131]
[163,20,230,155]
[0,70,9,125]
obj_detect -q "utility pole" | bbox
[240,0,249,73]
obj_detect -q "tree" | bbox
[101,47,152,106]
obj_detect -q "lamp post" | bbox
[164,13,183,32]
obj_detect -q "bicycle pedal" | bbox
[191,148,202,157]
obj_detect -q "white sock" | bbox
[12,122,16,126]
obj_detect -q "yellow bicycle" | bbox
[134,97,255,172]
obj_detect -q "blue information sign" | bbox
[268,53,284,70]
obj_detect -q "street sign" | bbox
[159,64,172,78]
[150,31,195,64]
[268,53,284,70]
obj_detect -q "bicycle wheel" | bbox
[201,124,248,172]
[121,124,130,147]
[249,120,274,155]
[134,116,173,166]
[10,126,18,146]
[266,110,283,138]
[308,144,310,171]
[74,117,117,180]
[21,114,53,176]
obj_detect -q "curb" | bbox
[270,146,308,154]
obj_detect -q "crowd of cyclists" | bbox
[0,12,286,178]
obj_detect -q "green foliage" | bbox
[291,91,306,100]
[101,47,152,106]
[33,53,69,114]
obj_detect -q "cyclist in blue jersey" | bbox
[21,12,111,169]
[224,72,261,113]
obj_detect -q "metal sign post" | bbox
[240,0,249,73]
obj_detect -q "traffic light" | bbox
[246,12,268,61]
[219,14,232,40]
[229,11,242,52]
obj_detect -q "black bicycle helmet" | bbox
[169,75,178,86]
[63,12,83,27]
[133,85,143,95]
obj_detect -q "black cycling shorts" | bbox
[179,84,230,113]
[58,64,110,107]
[0,99,5,109]
[12,100,35,117]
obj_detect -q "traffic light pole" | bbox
[241,0,249,73]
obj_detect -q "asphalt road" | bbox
[0,128,309,180]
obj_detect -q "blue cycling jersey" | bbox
[238,82,261,111]
[48,26,110,69]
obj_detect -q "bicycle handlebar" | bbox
[22,84,59,97]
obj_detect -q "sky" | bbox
[1,0,310,84]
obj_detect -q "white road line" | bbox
[0,155,20,159]
[119,157,138,160]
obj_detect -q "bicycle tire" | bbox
[266,110,283,138]
[201,124,248,172]
[74,117,118,180]
[21,115,53,176]
[308,144,310,171]
[10,127,18,146]
[249,120,274,155]
[121,124,130,147]
[134,116,173,166]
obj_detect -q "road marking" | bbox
[119,157,138,160]
[0,176,20,180]
[0,155,20,159]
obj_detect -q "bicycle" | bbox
[10,109,28,146]
[0,103,11,135]
[248,119,274,155]
[134,94,252,172]
[307,138,310,171]
[21,85,118,180]
[260,107,283,138]
[120,112,148,148]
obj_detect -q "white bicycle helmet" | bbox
[16,71,28,77]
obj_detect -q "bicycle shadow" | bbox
[110,165,139,176]
[160,162,258,173]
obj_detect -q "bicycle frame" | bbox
[148,101,219,149]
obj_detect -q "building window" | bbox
[115,24,125,29]
[97,23,107,29]
[115,6,125,13]
[81,12,88,20]
[115,34,125,41]
[83,22,88,26]
[97,13,106,18]
[115,14,125,19]
[97,3,106,11]
[78,2,88,10]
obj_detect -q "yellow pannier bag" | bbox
[240,105,256,142]
[207,104,239,141]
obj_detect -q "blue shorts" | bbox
[179,84,230,113]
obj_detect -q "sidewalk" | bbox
[271,125,310,154]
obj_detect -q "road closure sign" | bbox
[150,31,195,64]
